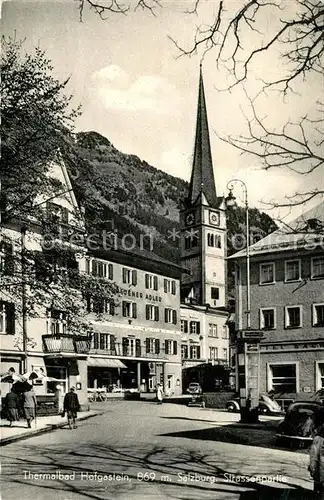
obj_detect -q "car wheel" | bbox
[227,403,236,412]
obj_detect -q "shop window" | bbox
[269,363,297,393]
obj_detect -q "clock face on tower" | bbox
[209,210,220,226]
[185,212,195,226]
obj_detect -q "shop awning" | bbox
[88,358,127,369]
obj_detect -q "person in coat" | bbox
[23,387,37,428]
[156,384,163,405]
[63,387,80,429]
[309,423,324,497]
[5,389,20,426]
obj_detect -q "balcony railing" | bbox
[89,343,171,359]
[43,334,92,354]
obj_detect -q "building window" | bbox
[181,345,188,359]
[164,279,176,295]
[285,306,302,328]
[209,347,218,359]
[146,338,160,354]
[146,305,159,321]
[223,348,228,360]
[164,308,177,324]
[122,301,137,319]
[260,263,275,284]
[145,274,158,291]
[91,260,113,280]
[313,304,324,327]
[0,301,15,335]
[208,323,218,337]
[260,308,276,330]
[0,241,14,275]
[207,233,221,248]
[86,297,115,315]
[122,337,140,356]
[211,287,219,300]
[311,257,324,279]
[122,268,137,285]
[181,320,188,333]
[269,363,297,393]
[184,235,198,250]
[165,340,177,355]
[316,362,324,390]
[47,309,68,335]
[190,345,200,359]
[285,260,301,282]
[92,333,115,352]
[190,321,200,334]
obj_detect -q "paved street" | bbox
[1,401,315,500]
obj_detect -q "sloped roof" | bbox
[229,199,324,259]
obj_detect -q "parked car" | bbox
[186,383,202,395]
[226,393,282,415]
[276,401,324,445]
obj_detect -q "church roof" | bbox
[229,199,324,259]
[187,66,218,209]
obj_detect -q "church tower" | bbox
[180,66,227,307]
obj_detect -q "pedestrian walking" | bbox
[23,387,37,428]
[309,423,324,497]
[156,383,163,405]
[63,386,80,429]
[5,389,20,426]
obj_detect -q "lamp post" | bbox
[226,179,261,424]
[225,179,250,329]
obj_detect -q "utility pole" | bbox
[21,224,28,373]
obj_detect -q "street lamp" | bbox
[226,179,261,424]
[225,179,250,329]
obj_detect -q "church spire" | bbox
[187,65,217,208]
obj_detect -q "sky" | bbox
[2,0,323,223]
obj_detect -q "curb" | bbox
[0,411,105,447]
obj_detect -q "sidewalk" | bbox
[0,410,103,446]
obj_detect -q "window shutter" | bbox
[146,305,150,320]
[110,335,116,354]
[86,296,92,312]
[184,320,188,333]
[136,338,141,357]
[85,259,90,275]
[92,260,98,276]
[146,338,150,353]
[164,340,168,354]
[155,339,160,354]
[197,322,200,334]
[122,301,127,316]
[4,244,14,275]
[108,264,113,280]
[110,302,115,316]
[197,346,201,358]
[173,341,177,355]
[164,279,168,293]
[93,332,99,349]
[61,207,69,224]
[132,270,137,286]
[189,346,193,359]
[122,337,128,356]
[154,276,158,291]
[132,303,137,319]
[164,309,168,323]
[145,274,149,288]
[172,310,177,325]
[155,306,159,322]
[6,303,15,334]
[122,268,127,283]
[172,281,176,295]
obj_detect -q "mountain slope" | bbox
[64,131,277,264]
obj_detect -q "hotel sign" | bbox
[118,287,162,302]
